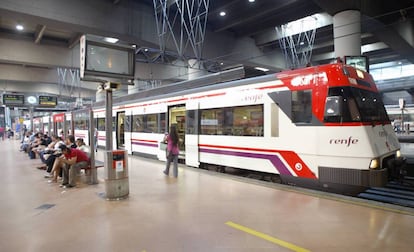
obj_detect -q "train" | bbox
[25,62,405,195]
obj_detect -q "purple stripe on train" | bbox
[199,148,293,176]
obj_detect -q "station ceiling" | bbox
[0,0,414,108]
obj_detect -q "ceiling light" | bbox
[255,67,269,72]
[249,0,255,2]
[220,11,226,17]
[103,37,119,43]
[16,24,24,31]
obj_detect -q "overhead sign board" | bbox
[39,95,57,106]
[3,94,25,105]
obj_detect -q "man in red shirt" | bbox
[58,145,90,188]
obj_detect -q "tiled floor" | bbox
[1,139,414,252]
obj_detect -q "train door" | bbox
[116,111,125,149]
[168,105,186,157]
[185,100,200,167]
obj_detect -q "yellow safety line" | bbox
[225,221,311,252]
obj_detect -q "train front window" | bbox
[324,87,389,123]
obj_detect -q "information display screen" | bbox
[3,94,24,105]
[345,56,369,72]
[80,36,135,80]
[39,96,57,106]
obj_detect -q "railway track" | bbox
[358,177,414,208]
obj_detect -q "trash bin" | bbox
[104,150,129,200]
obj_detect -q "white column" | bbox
[333,10,361,58]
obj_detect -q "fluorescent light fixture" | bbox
[103,37,119,43]
[249,0,255,2]
[255,67,269,72]
[16,24,24,31]
[220,11,226,16]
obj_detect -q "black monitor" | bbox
[344,55,369,72]
[80,35,136,81]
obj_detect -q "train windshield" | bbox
[324,86,390,123]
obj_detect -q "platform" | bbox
[1,139,414,252]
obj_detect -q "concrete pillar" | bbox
[333,10,361,58]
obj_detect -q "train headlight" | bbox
[369,158,380,169]
[396,150,402,158]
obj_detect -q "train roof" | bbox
[93,63,374,108]
[94,67,278,108]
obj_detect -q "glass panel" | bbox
[124,115,131,132]
[201,105,263,136]
[132,115,144,132]
[97,118,105,131]
[292,90,312,123]
[159,113,166,133]
[233,105,263,136]
[324,87,389,123]
[144,114,157,133]
[186,110,197,134]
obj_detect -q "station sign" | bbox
[39,95,57,107]
[2,94,25,105]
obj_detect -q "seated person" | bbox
[45,135,76,177]
[58,144,90,188]
[36,135,64,170]
[76,138,90,157]
[20,132,31,152]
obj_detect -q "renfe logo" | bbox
[291,72,328,86]
[329,136,359,147]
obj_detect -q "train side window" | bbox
[201,108,221,135]
[233,105,263,136]
[186,110,198,134]
[292,90,312,123]
[144,114,157,133]
[132,115,144,132]
[200,105,263,136]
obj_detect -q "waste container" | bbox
[104,150,129,200]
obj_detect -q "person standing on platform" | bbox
[0,125,4,141]
[163,125,180,177]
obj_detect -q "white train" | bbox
[33,63,404,195]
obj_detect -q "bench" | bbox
[79,160,104,184]
[83,159,105,170]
